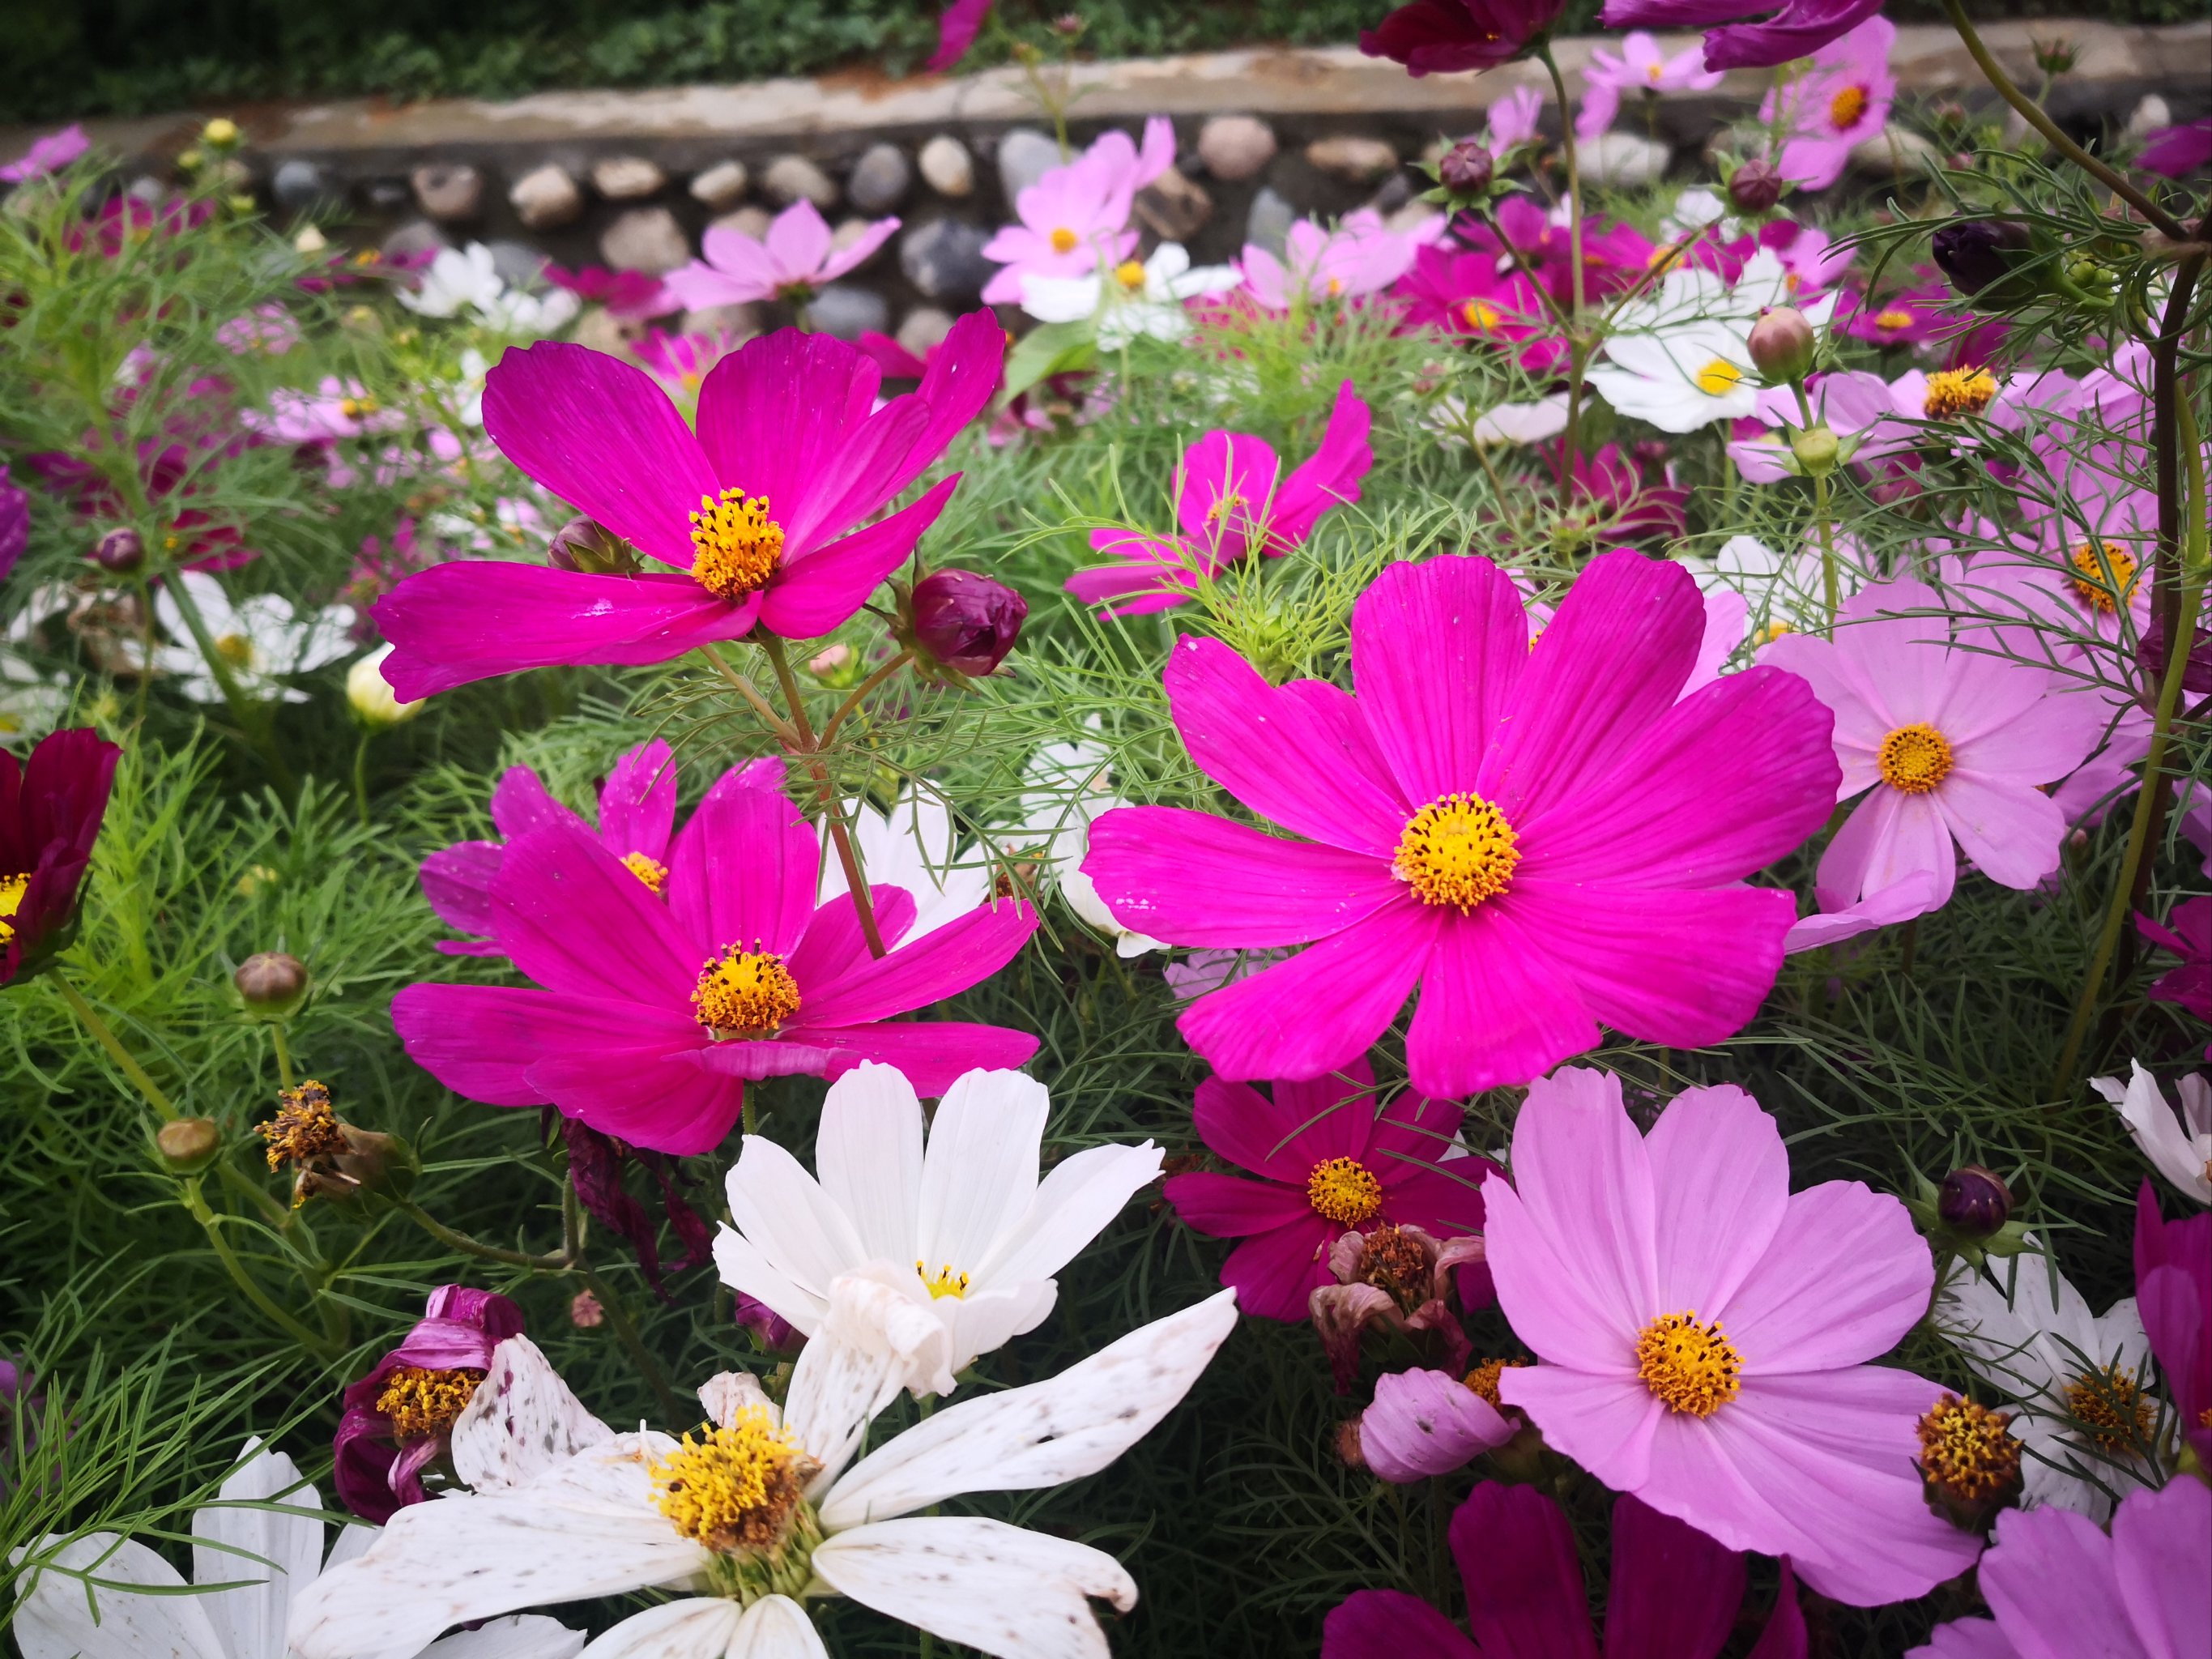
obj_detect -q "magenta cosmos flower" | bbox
[1,730,122,987]
[1083,552,1839,1098]
[1484,1068,1982,1606]
[2136,1181,2212,1469]
[663,200,899,310]
[2139,898,2210,1038]
[2138,118,2212,179]
[1163,1054,1497,1322]
[927,0,994,71]
[373,313,1004,699]
[1068,381,1373,615]
[978,120,1172,305]
[1602,0,1883,71]
[1908,1477,2208,1659]
[1394,246,1562,373]
[1360,0,1567,75]
[1325,1482,1808,1659]
[393,771,1038,1155]
[1762,576,2104,918]
[335,1286,522,1524]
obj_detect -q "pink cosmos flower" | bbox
[1486,87,1545,151]
[1907,1477,2209,1659]
[1762,576,2104,917]
[1241,209,1442,312]
[1763,220,1856,298]
[0,466,25,583]
[629,326,744,399]
[2138,118,2212,179]
[1084,552,1839,1098]
[1836,282,1952,346]
[978,120,1174,305]
[1577,32,1725,142]
[1485,1068,1983,1605]
[391,773,1040,1156]
[1728,370,1911,483]
[1068,381,1372,614]
[1325,1483,1809,1658]
[2139,899,2210,1036]
[543,263,678,321]
[1763,16,1897,191]
[1604,0,1885,72]
[0,125,89,185]
[927,0,994,72]
[1468,195,1657,305]
[215,305,303,356]
[1357,1367,1515,1481]
[2135,1181,2211,1467]
[1393,245,1562,373]
[373,313,1004,698]
[248,377,406,446]
[1163,1054,1495,1322]
[663,201,899,311]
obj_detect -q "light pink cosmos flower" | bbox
[373,314,1004,698]
[1762,577,2105,917]
[248,377,407,446]
[0,125,89,184]
[215,304,303,356]
[1907,1478,2209,1659]
[1578,32,1725,142]
[663,200,899,310]
[1239,209,1443,312]
[1764,16,1896,191]
[978,119,1174,305]
[1485,1067,1984,1606]
[1486,87,1545,151]
[1082,552,1839,1098]
[1068,381,1373,614]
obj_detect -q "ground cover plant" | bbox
[0,2,2207,1655]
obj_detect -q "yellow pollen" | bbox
[1306,1155,1383,1226]
[1752,621,1793,646]
[691,945,803,1038]
[1646,62,1665,82]
[688,490,786,601]
[1461,298,1501,331]
[258,1081,347,1170]
[1636,1311,1741,1417]
[338,395,378,419]
[622,851,670,893]
[1464,1358,1529,1410]
[1394,792,1520,911]
[1647,242,1684,274]
[679,370,702,390]
[1874,308,1916,331]
[1829,85,1869,130]
[1327,275,1345,296]
[1049,227,1079,254]
[1694,357,1744,397]
[375,1365,486,1439]
[2068,541,2139,613]
[1784,272,1803,292]
[917,1261,970,1299]
[1916,1394,2022,1500]
[649,1408,817,1555]
[2065,1364,2154,1452]
[1923,368,1998,419]
[215,633,254,666]
[0,872,28,945]
[1114,260,1147,290]
[1878,723,1954,795]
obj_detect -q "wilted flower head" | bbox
[258,1079,411,1208]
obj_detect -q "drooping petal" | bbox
[1446,1480,1600,1659]
[1360,1370,1514,1483]
[1268,381,1374,549]
[1350,555,1529,807]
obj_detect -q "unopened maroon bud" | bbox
[1938,1165,2013,1237]
[1747,305,1817,384]
[1439,140,1495,194]
[235,951,309,1013]
[1728,158,1784,215]
[547,516,640,575]
[156,1116,221,1172]
[910,569,1027,677]
[91,527,145,573]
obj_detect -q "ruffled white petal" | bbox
[975,1141,1164,1290]
[8,1534,228,1659]
[453,1335,615,1494]
[424,1614,588,1658]
[791,1270,945,1476]
[190,1435,325,1659]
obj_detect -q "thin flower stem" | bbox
[1539,46,1589,484]
[1789,381,1842,627]
[818,650,915,748]
[697,642,799,745]
[178,1180,339,1357]
[394,1197,570,1272]
[352,731,372,827]
[269,1022,296,1091]
[52,970,178,1121]
[761,636,888,959]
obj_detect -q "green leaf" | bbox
[1002,318,1097,399]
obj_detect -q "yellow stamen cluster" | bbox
[215,633,255,667]
[258,1081,347,1171]
[1113,260,1147,291]
[2068,541,2140,614]
[917,1262,971,1300]
[649,1407,818,1555]
[622,851,670,894]
[1873,308,1916,333]
[1464,1358,1530,1410]
[1306,1156,1384,1226]
[1923,368,1999,420]
[1916,1394,2022,1502]
[1878,723,1954,795]
[1461,299,1501,332]
[1695,358,1744,398]
[0,872,30,945]
[688,491,786,601]
[1394,793,1520,911]
[339,395,379,420]
[1829,84,1869,130]
[691,946,803,1038]
[375,1365,487,1439]
[1636,1311,1742,1418]
[1049,227,1079,254]
[2065,1363,2154,1452]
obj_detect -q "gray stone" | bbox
[711,206,774,242]
[1244,187,1295,258]
[761,153,837,209]
[897,306,955,360]
[1197,114,1276,182]
[918,134,974,198]
[996,128,1062,203]
[1366,172,1414,214]
[1579,130,1671,187]
[509,163,583,229]
[599,206,692,275]
[569,307,636,356]
[1305,134,1399,182]
[847,143,912,213]
[681,302,762,339]
[125,175,168,205]
[410,162,483,222]
[363,177,411,211]
[487,240,548,288]
[808,283,889,341]
[689,160,750,209]
[2125,94,2172,139]
[829,216,893,268]
[271,159,329,213]
[899,218,996,302]
[1134,168,1213,241]
[380,218,450,262]
[591,156,667,200]
[1848,124,1941,178]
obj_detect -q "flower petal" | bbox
[1320,1589,1480,1659]
[450,1335,614,1495]
[757,475,959,640]
[1084,807,1407,946]
[1643,1084,1790,1318]
[1361,1370,1513,1483]
[694,330,881,546]
[1163,1171,1313,1237]
[1719,1181,1933,1373]
[792,897,1037,1030]
[8,1534,227,1659]
[813,1061,926,1269]
[724,1132,869,1303]
[492,824,701,1002]
[1350,554,1528,807]
[1605,1492,1748,1659]
[2108,1477,2211,1659]
[1446,1481,1600,1659]
[598,740,679,862]
[1217,1217,1339,1322]
[667,775,819,960]
[979,1141,1166,1286]
[1496,1363,1663,1494]
[784,1021,1040,1094]
[1406,908,1604,1097]
[914,1068,1046,1282]
[190,1439,325,1659]
[1933,773,2065,891]
[569,1599,744,1659]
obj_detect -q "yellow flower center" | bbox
[1049,227,1079,255]
[1874,308,1916,331]
[339,395,378,419]
[375,1365,487,1439]
[1394,792,1520,911]
[258,1080,346,1170]
[1646,62,1665,83]
[1114,260,1147,290]
[1327,275,1345,296]
[1829,85,1869,130]
[1916,1394,2022,1501]
[0,872,28,945]
[688,490,786,601]
[1647,242,1685,274]
[215,633,254,667]
[1461,298,1501,332]
[1464,1357,1530,1410]
[691,946,802,1038]
[623,851,670,893]
[1306,1155,1384,1226]
[1752,621,1793,647]
[650,1407,819,1555]
[1923,368,1998,419]
[1878,723,1954,795]
[2068,541,2140,613]
[1695,357,1744,397]
[2065,1364,2154,1452]
[1636,1311,1741,1417]
[917,1261,970,1299]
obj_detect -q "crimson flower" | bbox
[0,730,121,987]
[1360,0,1568,75]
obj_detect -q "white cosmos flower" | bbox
[1021,243,1242,349]
[153,571,356,704]
[818,788,995,939]
[399,245,578,337]
[287,1291,1238,1659]
[0,649,70,748]
[714,1063,1164,1397]
[1429,391,1573,448]
[1691,532,1864,635]
[2091,1062,2212,1205]
[1010,738,1166,957]
[8,1436,580,1659]
[1937,1255,2164,1519]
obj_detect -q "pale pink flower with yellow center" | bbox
[663,200,899,309]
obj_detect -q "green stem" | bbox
[270,1021,296,1091]
[817,649,915,747]
[352,731,372,827]
[53,970,178,1121]
[178,1180,339,1356]
[1813,469,1840,626]
[395,1197,570,1271]
[1539,46,1588,484]
[698,642,799,745]
[762,637,887,958]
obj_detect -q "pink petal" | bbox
[757,474,959,639]
[1164,1171,1313,1237]
[420,841,501,937]
[764,199,834,281]
[529,1041,748,1155]
[391,982,567,1106]
[878,309,1008,501]
[1933,773,2065,890]
[1758,631,1893,761]
[1783,871,1941,954]
[1267,381,1373,549]
[1362,1369,1514,1483]
[693,224,782,296]
[817,216,901,284]
[491,766,583,838]
[1833,578,1954,725]
[786,886,920,986]
[792,897,1037,1028]
[2108,1478,2212,1657]
[1643,1085,1789,1318]
[1949,675,2107,786]
[1202,1059,1381,1179]
[1747,1563,1810,1659]
[667,772,820,957]
[1814,788,1957,912]
[1214,1214,1338,1322]
[1978,1504,2125,1659]
[1606,1492,1748,1659]
[1498,1363,1661,1490]
[1379,1162,1494,1241]
[1686,589,1750,693]
[774,398,931,559]
[480,342,717,567]
[1716,1180,1932,1372]
[598,740,679,861]
[1406,910,1604,1097]
[1446,1481,1600,1659]
[488,825,701,1002]
[694,329,882,546]
[1322,1590,1479,1659]
[1909,1621,2025,1659]
[1174,430,1281,549]
[1350,555,1529,807]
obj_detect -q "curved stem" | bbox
[698,642,799,746]
[395,1197,570,1271]
[762,637,887,958]
[179,1181,339,1357]
[53,970,178,1121]
[817,650,914,748]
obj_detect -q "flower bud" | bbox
[1439,140,1495,194]
[90,527,145,573]
[1931,218,2031,298]
[1789,424,1840,476]
[908,569,1028,679]
[235,951,309,1014]
[347,643,424,728]
[546,516,641,575]
[808,644,854,678]
[1938,1165,2013,1236]
[2031,34,2076,75]
[569,1290,606,1328]
[1747,306,1817,385]
[1728,157,1784,215]
[156,1116,221,1173]
[200,117,241,151]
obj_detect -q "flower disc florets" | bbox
[622,851,670,893]
[650,1407,824,1601]
[692,946,802,1038]
[1916,1393,2023,1528]
[1636,1311,1742,1417]
[376,1365,487,1439]
[1464,1357,1530,1410]
[259,1081,347,1170]
[2065,1363,2154,1452]
[1878,723,1954,794]
[688,490,785,600]
[1307,1155,1384,1226]
[2068,541,2139,612]
[1921,369,1997,419]
[1393,793,1520,911]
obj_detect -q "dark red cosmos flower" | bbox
[1360,0,1567,74]
[0,730,121,987]
[334,1285,523,1524]
[543,263,678,322]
